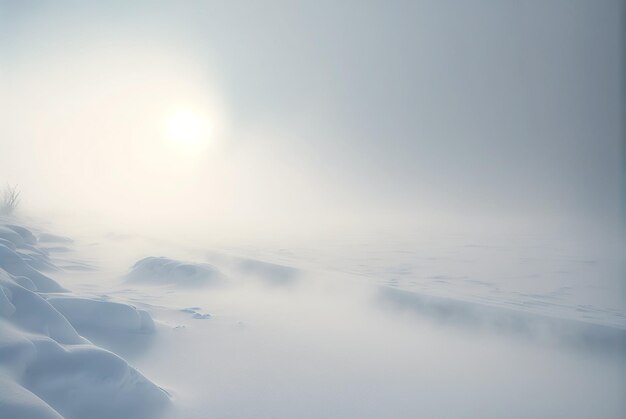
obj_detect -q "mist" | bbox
[0,2,625,418]
[1,0,623,243]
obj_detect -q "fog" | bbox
[41,235,625,419]
[1,0,623,243]
[1,3,625,418]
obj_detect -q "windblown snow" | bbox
[0,219,169,419]
[126,256,226,288]
[0,215,624,418]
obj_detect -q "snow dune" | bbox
[1,216,624,418]
[0,244,67,293]
[126,256,226,288]
[222,256,299,286]
[378,286,626,353]
[47,296,156,334]
[0,219,170,419]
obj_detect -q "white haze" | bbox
[1,0,623,245]
[0,2,625,418]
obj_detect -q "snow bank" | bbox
[0,220,170,419]
[377,286,626,353]
[0,225,26,247]
[15,244,58,273]
[4,225,38,245]
[0,271,169,418]
[0,245,66,293]
[235,258,299,285]
[127,256,226,288]
[23,340,169,419]
[47,296,156,333]
[0,237,16,251]
[205,252,300,286]
[0,271,84,344]
[37,233,74,244]
[0,223,64,293]
[0,377,64,419]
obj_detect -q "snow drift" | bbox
[0,219,170,419]
[47,296,156,334]
[204,251,300,287]
[0,244,66,293]
[377,286,626,354]
[126,256,226,288]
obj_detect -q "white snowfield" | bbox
[0,216,624,418]
[0,220,170,419]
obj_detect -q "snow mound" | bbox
[0,225,27,247]
[0,237,16,251]
[47,296,156,333]
[5,224,37,244]
[0,271,84,344]
[4,225,38,245]
[127,256,226,288]
[37,233,74,244]
[378,286,626,353]
[205,252,300,286]
[23,340,169,419]
[236,258,299,285]
[0,245,66,293]
[17,245,57,272]
[0,223,64,292]
[0,271,169,418]
[0,376,64,419]
[0,220,170,418]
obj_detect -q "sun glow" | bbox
[166,110,213,149]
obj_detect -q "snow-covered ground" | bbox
[1,215,624,418]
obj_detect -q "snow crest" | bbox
[0,220,170,419]
[126,256,226,288]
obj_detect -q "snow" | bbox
[126,256,226,288]
[0,225,27,247]
[0,377,64,419]
[0,245,67,293]
[47,296,156,333]
[377,286,626,353]
[37,233,73,244]
[0,217,624,418]
[206,252,301,286]
[23,342,168,419]
[0,220,170,419]
[4,225,38,245]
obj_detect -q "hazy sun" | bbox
[166,110,213,149]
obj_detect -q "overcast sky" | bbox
[0,0,623,240]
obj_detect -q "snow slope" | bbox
[0,218,170,419]
[126,256,226,288]
[1,215,624,418]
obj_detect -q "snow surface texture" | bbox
[1,216,625,418]
[0,219,170,419]
[205,251,301,287]
[126,256,226,288]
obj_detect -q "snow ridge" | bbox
[0,218,170,419]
